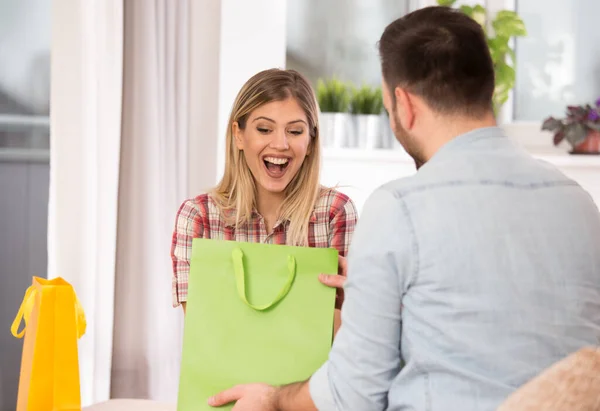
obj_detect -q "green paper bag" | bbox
[177,238,337,411]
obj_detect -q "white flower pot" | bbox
[355,114,383,149]
[320,112,355,148]
[380,114,394,149]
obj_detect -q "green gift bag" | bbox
[177,238,337,411]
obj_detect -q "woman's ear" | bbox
[232,122,244,150]
[306,126,317,156]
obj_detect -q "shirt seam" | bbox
[396,193,420,288]
[394,179,578,199]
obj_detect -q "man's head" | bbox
[378,6,496,163]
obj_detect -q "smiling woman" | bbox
[171,68,358,317]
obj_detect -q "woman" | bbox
[171,68,357,325]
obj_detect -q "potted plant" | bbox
[316,77,352,148]
[437,0,527,114]
[349,85,384,149]
[541,98,600,155]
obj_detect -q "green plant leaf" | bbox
[436,0,457,6]
[448,1,527,113]
[471,4,487,27]
[487,37,511,66]
[564,123,588,146]
[495,61,516,86]
[541,117,563,132]
[506,47,516,65]
[493,62,515,112]
[493,11,527,38]
[349,85,383,115]
[316,77,351,113]
[459,5,474,18]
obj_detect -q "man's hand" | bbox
[319,255,347,309]
[208,383,277,410]
[209,381,316,411]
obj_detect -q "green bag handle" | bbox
[231,248,296,311]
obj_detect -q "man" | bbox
[209,6,600,410]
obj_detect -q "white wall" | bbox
[216,0,287,182]
[187,0,287,196]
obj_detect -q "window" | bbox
[486,0,600,123]
[286,0,412,86]
[513,0,600,122]
[0,1,50,410]
[0,0,50,154]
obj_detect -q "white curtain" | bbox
[110,0,187,400]
[49,0,124,405]
[49,0,188,405]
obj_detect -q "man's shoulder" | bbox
[374,172,432,201]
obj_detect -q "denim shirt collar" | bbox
[432,126,507,160]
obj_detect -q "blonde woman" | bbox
[171,68,358,328]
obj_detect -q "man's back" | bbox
[384,127,600,410]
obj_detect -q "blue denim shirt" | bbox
[310,127,600,410]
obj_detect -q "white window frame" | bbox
[0,114,50,130]
[0,114,50,162]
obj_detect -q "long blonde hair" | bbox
[212,68,322,246]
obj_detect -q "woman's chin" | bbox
[258,178,290,195]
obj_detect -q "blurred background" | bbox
[1,0,599,409]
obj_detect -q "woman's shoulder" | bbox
[176,193,221,219]
[313,187,358,221]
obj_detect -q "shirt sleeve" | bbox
[328,196,358,257]
[170,199,203,307]
[310,187,416,410]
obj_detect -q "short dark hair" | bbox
[378,6,495,116]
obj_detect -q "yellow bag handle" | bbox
[10,285,36,338]
[74,294,87,338]
[11,283,87,339]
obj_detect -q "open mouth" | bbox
[263,156,290,178]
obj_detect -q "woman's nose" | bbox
[270,130,289,150]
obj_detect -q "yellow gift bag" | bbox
[11,276,86,411]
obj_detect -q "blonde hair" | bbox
[212,68,322,246]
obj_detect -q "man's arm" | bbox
[275,381,316,411]
[208,381,316,411]
[309,188,413,410]
[209,188,414,411]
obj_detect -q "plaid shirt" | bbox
[171,189,358,306]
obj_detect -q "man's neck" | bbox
[419,113,497,162]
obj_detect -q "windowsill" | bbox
[0,148,50,162]
[323,147,600,169]
[323,121,600,169]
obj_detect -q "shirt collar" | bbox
[428,126,507,161]
[223,208,318,228]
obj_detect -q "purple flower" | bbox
[596,97,600,107]
[588,109,600,121]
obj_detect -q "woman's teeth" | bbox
[264,157,289,165]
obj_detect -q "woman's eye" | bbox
[288,129,303,135]
[257,127,271,134]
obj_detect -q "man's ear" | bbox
[394,86,416,130]
[232,122,243,150]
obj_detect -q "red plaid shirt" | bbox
[171,189,358,306]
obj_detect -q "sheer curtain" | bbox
[50,0,285,405]
[50,0,188,405]
[110,0,188,400]
[49,0,124,404]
